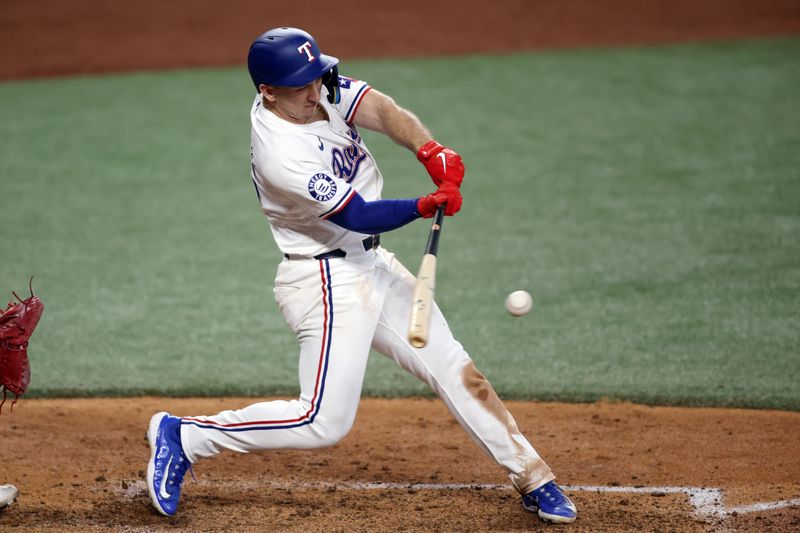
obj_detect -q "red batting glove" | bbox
[416,183,463,218]
[416,140,465,188]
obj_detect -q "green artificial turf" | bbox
[1,37,798,408]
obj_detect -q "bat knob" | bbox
[410,336,427,349]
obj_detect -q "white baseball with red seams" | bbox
[176,77,555,496]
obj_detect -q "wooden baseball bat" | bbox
[408,204,446,348]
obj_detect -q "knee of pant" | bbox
[312,413,355,447]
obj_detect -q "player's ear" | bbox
[259,84,278,103]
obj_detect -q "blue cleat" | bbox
[522,481,577,524]
[0,484,18,510]
[146,411,191,516]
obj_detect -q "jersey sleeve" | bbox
[253,149,357,221]
[329,76,372,124]
[304,170,357,219]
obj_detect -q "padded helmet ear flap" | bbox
[323,65,341,104]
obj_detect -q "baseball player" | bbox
[146,27,576,525]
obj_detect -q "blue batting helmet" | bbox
[247,27,339,88]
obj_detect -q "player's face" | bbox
[263,79,323,124]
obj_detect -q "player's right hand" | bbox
[417,183,462,218]
[417,140,465,188]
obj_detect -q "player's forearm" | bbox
[326,185,461,234]
[381,105,432,153]
[326,193,421,234]
[354,90,432,153]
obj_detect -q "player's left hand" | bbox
[417,140,465,188]
[417,183,462,218]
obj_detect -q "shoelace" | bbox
[536,484,564,505]
[0,389,18,414]
[168,453,196,492]
[0,339,27,414]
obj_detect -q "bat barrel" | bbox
[408,204,447,349]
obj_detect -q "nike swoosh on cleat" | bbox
[159,454,173,499]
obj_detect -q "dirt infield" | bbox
[2,1,800,531]
[2,0,800,80]
[0,398,799,532]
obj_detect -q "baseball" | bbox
[505,290,533,316]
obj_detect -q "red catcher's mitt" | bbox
[0,279,44,413]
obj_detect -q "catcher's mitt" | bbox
[0,278,44,413]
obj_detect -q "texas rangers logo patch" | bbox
[308,173,337,201]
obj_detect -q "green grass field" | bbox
[1,37,798,409]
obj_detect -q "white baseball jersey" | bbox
[249,77,380,257]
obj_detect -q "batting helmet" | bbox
[247,27,339,88]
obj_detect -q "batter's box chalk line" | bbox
[117,480,800,519]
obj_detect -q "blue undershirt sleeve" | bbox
[327,191,421,234]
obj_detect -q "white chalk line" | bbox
[569,485,800,518]
[116,480,800,519]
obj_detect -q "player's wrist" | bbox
[416,140,444,162]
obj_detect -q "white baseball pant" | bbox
[179,247,554,494]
